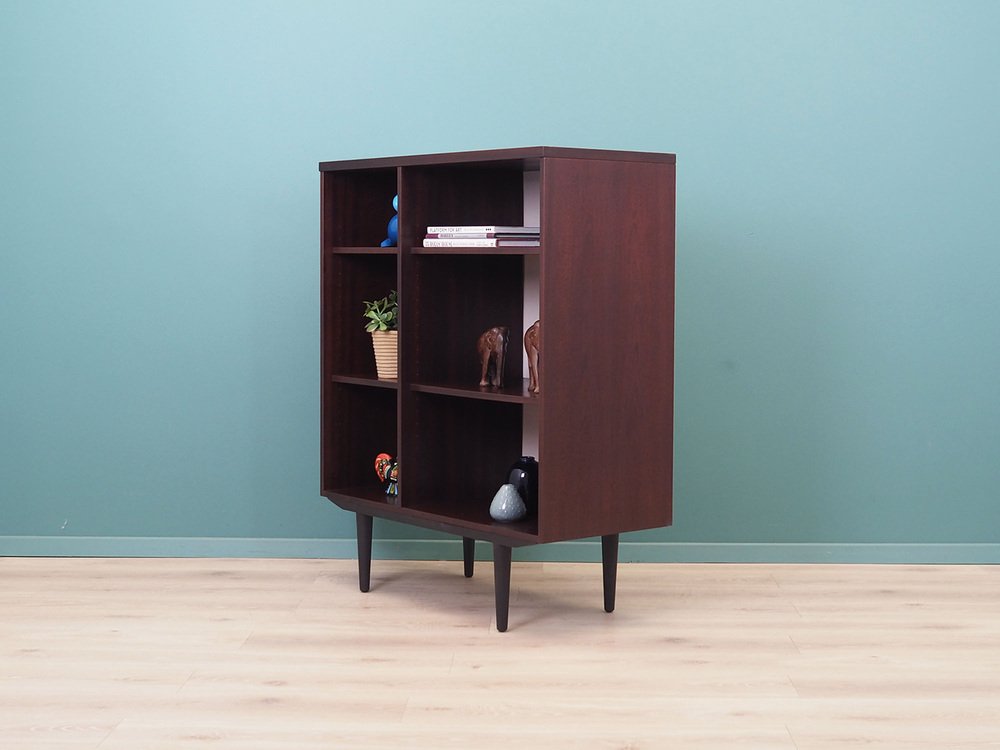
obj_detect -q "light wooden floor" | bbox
[1,558,998,749]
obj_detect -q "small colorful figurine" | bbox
[374,452,399,496]
[477,326,509,388]
[379,194,398,247]
[385,460,399,496]
[524,320,540,394]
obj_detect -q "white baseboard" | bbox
[1,536,998,563]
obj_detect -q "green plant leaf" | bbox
[361,289,399,332]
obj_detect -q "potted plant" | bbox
[363,290,398,380]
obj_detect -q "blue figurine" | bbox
[380,194,399,247]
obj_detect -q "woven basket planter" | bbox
[370,330,398,380]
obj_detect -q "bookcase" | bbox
[320,147,675,631]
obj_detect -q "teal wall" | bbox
[2,1,999,562]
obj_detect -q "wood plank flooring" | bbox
[1,557,998,748]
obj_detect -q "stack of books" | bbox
[423,225,540,248]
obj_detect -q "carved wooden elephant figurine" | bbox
[524,320,540,394]
[477,326,509,388]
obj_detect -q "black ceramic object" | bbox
[507,456,538,518]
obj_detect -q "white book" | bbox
[426,231,537,239]
[422,237,540,247]
[426,225,539,235]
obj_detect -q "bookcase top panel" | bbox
[319,146,676,172]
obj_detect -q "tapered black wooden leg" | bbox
[356,513,373,593]
[463,537,475,578]
[601,533,619,613]
[493,543,512,632]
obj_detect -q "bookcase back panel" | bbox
[322,253,398,379]
[322,169,398,248]
[321,384,397,495]
[409,255,524,387]
[400,166,524,243]
[403,393,523,522]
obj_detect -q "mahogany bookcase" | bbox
[320,147,675,631]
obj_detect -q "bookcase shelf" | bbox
[410,245,541,256]
[330,374,398,390]
[410,379,536,404]
[320,146,676,630]
[330,246,399,255]
[328,486,540,545]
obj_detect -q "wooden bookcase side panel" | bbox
[321,383,397,497]
[536,157,676,542]
[321,169,398,249]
